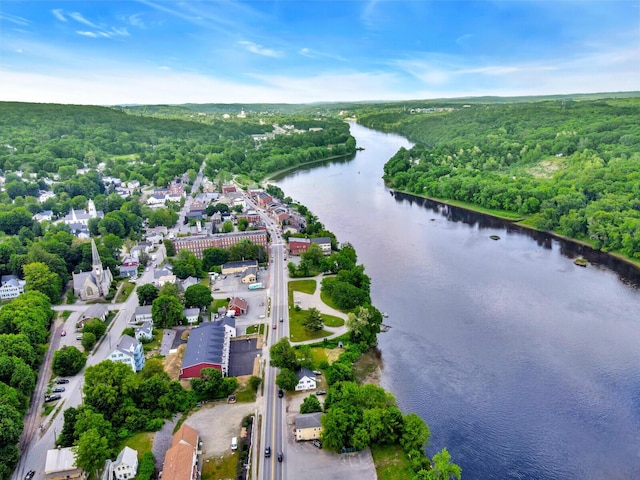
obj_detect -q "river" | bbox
[273,122,640,479]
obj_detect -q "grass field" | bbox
[115,281,135,303]
[120,431,154,456]
[322,314,345,327]
[202,453,238,479]
[288,279,317,295]
[371,444,414,480]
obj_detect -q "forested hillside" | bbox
[356,98,640,260]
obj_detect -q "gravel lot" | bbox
[183,401,257,457]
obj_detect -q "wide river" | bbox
[274,122,640,479]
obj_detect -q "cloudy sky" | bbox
[1,0,638,105]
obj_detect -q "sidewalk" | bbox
[290,275,349,345]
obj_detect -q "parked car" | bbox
[277,452,283,462]
[76,335,82,340]
[56,378,69,384]
[44,394,61,402]
[313,370,322,375]
[265,446,271,458]
[24,470,35,480]
[312,439,322,449]
[52,387,65,393]
[316,390,327,395]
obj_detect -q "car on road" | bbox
[279,317,283,322]
[60,330,66,336]
[56,378,69,384]
[273,324,277,329]
[316,390,327,395]
[265,446,271,458]
[278,389,284,398]
[52,387,65,393]
[277,452,283,462]
[24,470,35,480]
[44,394,61,402]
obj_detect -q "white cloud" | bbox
[51,9,66,22]
[69,12,98,28]
[0,13,30,26]
[238,41,283,58]
[76,31,99,38]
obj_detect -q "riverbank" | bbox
[389,187,640,273]
[260,152,356,183]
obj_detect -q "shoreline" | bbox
[388,187,640,273]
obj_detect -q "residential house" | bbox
[106,335,145,372]
[294,367,317,391]
[112,446,138,480]
[180,276,199,291]
[240,267,257,284]
[134,322,153,341]
[183,308,200,324]
[162,423,200,480]
[44,446,83,480]
[295,412,324,441]
[180,317,236,378]
[134,305,153,323]
[288,236,332,256]
[154,267,176,287]
[33,210,54,222]
[228,297,248,316]
[127,180,141,189]
[0,275,25,300]
[146,193,166,207]
[76,304,109,329]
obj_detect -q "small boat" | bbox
[382,312,389,318]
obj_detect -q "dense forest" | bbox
[355,97,640,260]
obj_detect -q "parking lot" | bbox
[210,272,270,334]
[283,391,376,480]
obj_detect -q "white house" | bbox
[134,322,153,341]
[112,446,138,480]
[295,367,317,391]
[106,335,145,372]
[0,275,25,300]
[183,308,200,324]
[134,305,153,324]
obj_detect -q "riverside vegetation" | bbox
[353,95,640,262]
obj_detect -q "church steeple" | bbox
[91,239,104,287]
[87,199,97,217]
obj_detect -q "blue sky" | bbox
[1,1,638,105]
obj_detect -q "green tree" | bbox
[83,361,137,425]
[326,361,354,386]
[23,261,62,302]
[184,284,213,309]
[137,283,159,306]
[237,218,249,231]
[276,368,299,391]
[303,307,324,332]
[425,448,462,480]
[300,394,322,414]
[222,221,234,233]
[249,375,262,391]
[0,403,24,450]
[202,247,229,270]
[136,452,156,480]
[81,332,96,351]
[73,428,111,479]
[401,413,431,453]
[52,346,86,376]
[346,305,383,347]
[163,239,176,257]
[191,368,237,399]
[269,338,298,370]
[82,318,106,340]
[152,295,184,327]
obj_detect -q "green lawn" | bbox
[202,454,237,480]
[288,279,317,295]
[115,281,135,303]
[119,432,153,456]
[371,444,415,480]
[289,311,331,342]
[319,289,350,313]
[61,310,72,320]
[245,324,265,335]
[322,314,345,327]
